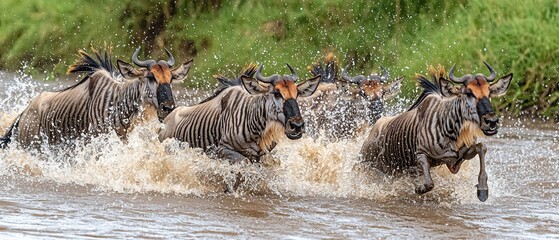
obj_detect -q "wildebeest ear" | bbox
[297,75,321,97]
[171,59,194,84]
[117,60,143,79]
[489,73,513,97]
[382,77,403,100]
[439,77,460,97]
[241,75,270,95]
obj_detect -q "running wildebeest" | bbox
[300,54,402,139]
[158,64,321,163]
[0,47,193,148]
[360,63,512,202]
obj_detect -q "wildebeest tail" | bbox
[0,116,20,149]
[408,65,444,111]
[308,52,338,83]
[67,46,115,76]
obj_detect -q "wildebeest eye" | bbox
[147,73,156,81]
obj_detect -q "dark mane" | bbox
[407,75,442,111]
[199,63,258,104]
[308,53,338,83]
[59,48,116,93]
[407,65,446,111]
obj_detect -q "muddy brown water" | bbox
[0,72,557,239]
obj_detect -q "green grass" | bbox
[0,1,132,77]
[390,0,559,118]
[0,0,557,118]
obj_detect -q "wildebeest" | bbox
[158,64,321,162]
[300,54,403,138]
[360,63,512,202]
[0,47,193,148]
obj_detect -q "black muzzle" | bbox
[283,99,305,139]
[156,83,175,122]
[477,97,499,136]
[367,99,384,124]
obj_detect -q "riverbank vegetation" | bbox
[0,0,557,118]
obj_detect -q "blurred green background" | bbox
[0,0,558,118]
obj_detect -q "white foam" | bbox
[0,73,508,204]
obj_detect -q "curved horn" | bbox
[352,75,366,84]
[164,48,175,67]
[380,66,389,82]
[483,61,496,82]
[449,64,469,83]
[286,63,298,81]
[341,66,352,82]
[132,47,156,68]
[341,66,365,84]
[255,65,277,83]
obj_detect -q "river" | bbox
[0,71,557,239]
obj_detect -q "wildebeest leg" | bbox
[0,135,10,149]
[415,153,434,194]
[461,142,489,202]
[217,146,249,164]
[217,146,248,193]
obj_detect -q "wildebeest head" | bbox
[340,66,403,120]
[340,66,403,101]
[240,64,321,139]
[440,62,513,136]
[116,47,193,122]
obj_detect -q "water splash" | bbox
[0,124,500,205]
[0,72,527,205]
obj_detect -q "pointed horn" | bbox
[483,61,496,82]
[255,65,277,83]
[380,66,389,82]
[164,48,175,67]
[325,57,337,82]
[449,64,468,83]
[341,65,366,84]
[341,65,352,82]
[286,63,298,81]
[352,75,366,84]
[132,47,156,68]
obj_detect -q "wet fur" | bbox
[2,48,157,147]
[259,121,284,152]
[159,86,285,161]
[457,121,485,148]
[361,65,482,173]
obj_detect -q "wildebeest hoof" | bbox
[477,189,488,202]
[415,183,434,194]
[224,185,235,194]
[0,137,10,149]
